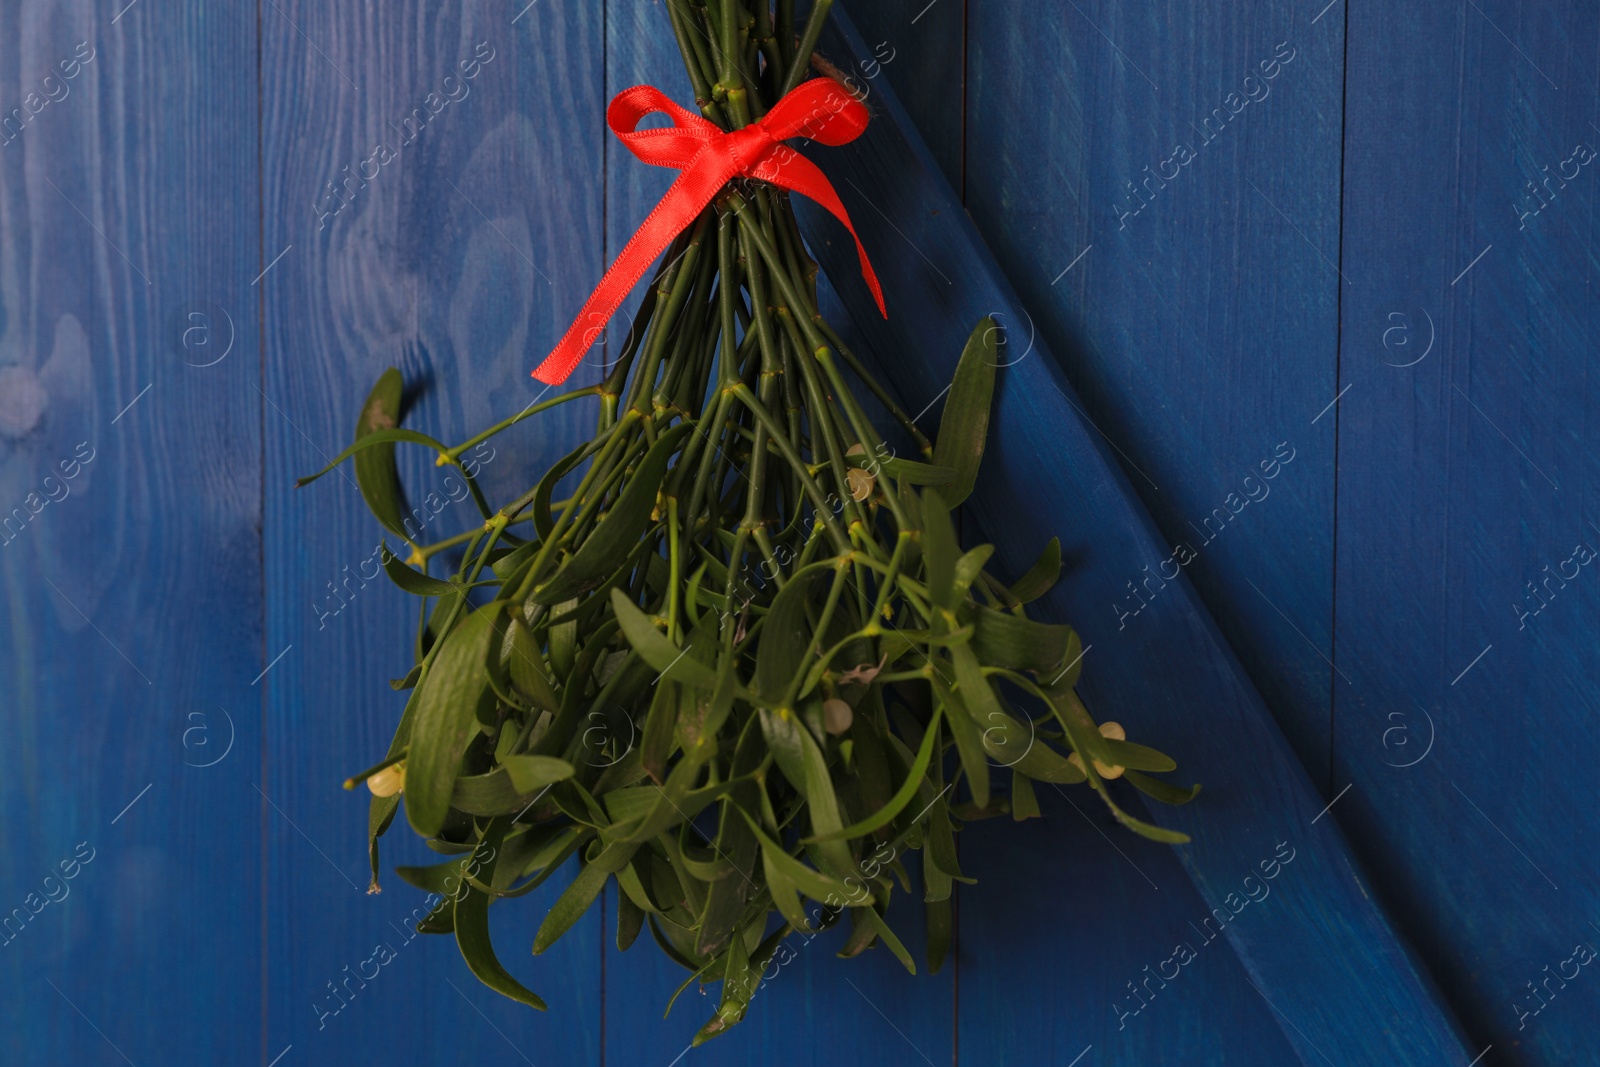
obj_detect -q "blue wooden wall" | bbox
[0,1,1593,1065]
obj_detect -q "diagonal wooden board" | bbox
[798,10,1476,1064]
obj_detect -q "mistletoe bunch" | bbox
[303,0,1194,1042]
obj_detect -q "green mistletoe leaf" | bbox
[405,603,503,838]
[933,316,999,507]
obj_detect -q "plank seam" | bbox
[1326,0,1353,800]
[255,0,269,1063]
[959,0,968,204]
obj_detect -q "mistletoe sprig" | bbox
[302,0,1195,1042]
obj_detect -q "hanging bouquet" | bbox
[302,0,1195,1043]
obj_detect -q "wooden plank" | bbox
[840,0,967,194]
[0,3,262,1064]
[958,788,1299,1065]
[260,2,604,1061]
[603,0,698,348]
[957,0,1346,789]
[804,9,1475,1064]
[1335,2,1600,1063]
[597,7,956,1062]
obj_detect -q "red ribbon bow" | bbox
[532,78,886,385]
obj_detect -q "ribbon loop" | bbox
[532,79,885,386]
[607,86,719,168]
[760,79,870,146]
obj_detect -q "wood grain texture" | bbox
[1334,2,1600,1063]
[836,0,966,195]
[805,10,1474,1064]
[956,787,1299,1065]
[2,1,1594,1064]
[260,1,604,1062]
[0,1,263,1064]
[956,0,1345,791]
[602,0,698,357]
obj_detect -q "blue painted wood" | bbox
[836,0,967,196]
[956,787,1300,1064]
[0,4,263,1065]
[9,2,1600,1064]
[1334,2,1600,1063]
[959,0,1345,791]
[260,2,604,1063]
[803,9,1475,1064]
[603,0,697,363]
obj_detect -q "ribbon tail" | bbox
[764,153,887,319]
[533,160,731,385]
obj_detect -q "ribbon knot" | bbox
[724,125,777,172]
[531,79,886,386]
